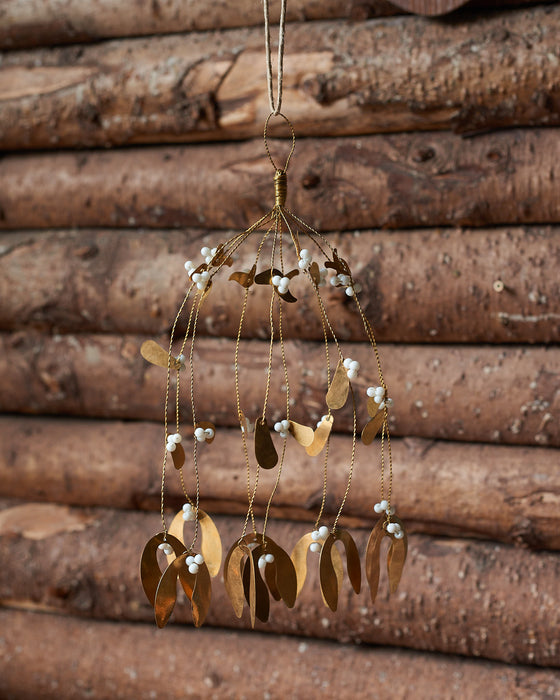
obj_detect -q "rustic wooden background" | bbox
[1,0,559,698]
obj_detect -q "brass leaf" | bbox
[277,289,297,303]
[265,537,297,609]
[210,244,233,268]
[140,340,180,370]
[319,534,339,612]
[254,267,277,285]
[361,411,385,445]
[191,562,212,627]
[289,420,314,447]
[223,542,248,618]
[326,361,349,410]
[254,418,278,469]
[154,554,186,628]
[264,561,282,601]
[171,443,185,469]
[308,262,321,286]
[367,396,380,418]
[168,508,222,578]
[198,509,223,578]
[387,517,408,594]
[229,263,257,288]
[334,529,361,594]
[306,415,333,457]
[243,547,270,623]
[324,249,351,275]
[290,533,314,599]
[365,519,386,604]
[140,532,184,607]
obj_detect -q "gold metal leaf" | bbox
[387,517,408,594]
[254,267,277,285]
[140,340,180,370]
[140,532,184,607]
[171,443,185,469]
[229,263,257,288]
[177,559,196,601]
[291,533,314,598]
[289,420,314,447]
[306,415,333,457]
[365,518,386,603]
[154,554,186,628]
[334,529,361,594]
[325,543,344,608]
[169,509,222,578]
[308,262,321,286]
[223,542,248,618]
[198,510,223,578]
[324,249,351,275]
[195,421,216,444]
[210,244,233,268]
[243,547,270,623]
[277,289,297,303]
[319,534,339,612]
[264,561,282,601]
[367,396,380,418]
[254,418,278,470]
[326,360,349,410]
[361,411,385,445]
[285,268,300,280]
[242,543,257,628]
[191,562,212,627]
[265,537,297,609]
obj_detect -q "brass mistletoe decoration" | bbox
[139,112,406,628]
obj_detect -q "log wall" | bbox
[1,0,559,697]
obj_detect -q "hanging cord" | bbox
[263,0,287,115]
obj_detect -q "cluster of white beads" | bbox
[309,525,330,553]
[194,426,215,442]
[343,357,360,380]
[258,553,275,569]
[182,503,196,522]
[271,274,291,295]
[166,433,182,452]
[298,248,312,270]
[316,414,329,428]
[330,272,362,297]
[200,246,218,265]
[386,521,404,539]
[366,386,394,411]
[158,542,174,555]
[274,419,290,439]
[374,499,394,515]
[186,553,205,574]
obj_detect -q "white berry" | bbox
[310,542,321,553]
[318,526,329,538]
[367,387,376,397]
[311,530,321,541]
[186,555,195,566]
[394,531,404,540]
[347,369,358,380]
[194,554,204,565]
[373,502,384,513]
[265,553,275,564]
[387,523,397,534]
[204,428,215,439]
[188,563,199,574]
[166,442,176,452]
[343,358,352,369]
[380,500,388,510]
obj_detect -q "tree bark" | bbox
[1,333,557,446]
[0,416,558,549]
[1,130,559,232]
[0,1,400,50]
[1,227,558,343]
[1,7,560,148]
[1,503,559,666]
[1,608,559,700]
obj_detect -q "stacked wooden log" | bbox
[1,1,559,697]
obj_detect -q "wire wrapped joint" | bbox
[274,169,287,208]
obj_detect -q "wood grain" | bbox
[2,608,559,699]
[1,130,560,232]
[0,416,558,548]
[1,503,559,666]
[0,332,558,446]
[1,6,560,148]
[1,227,558,343]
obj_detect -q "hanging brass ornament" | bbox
[139,0,406,628]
